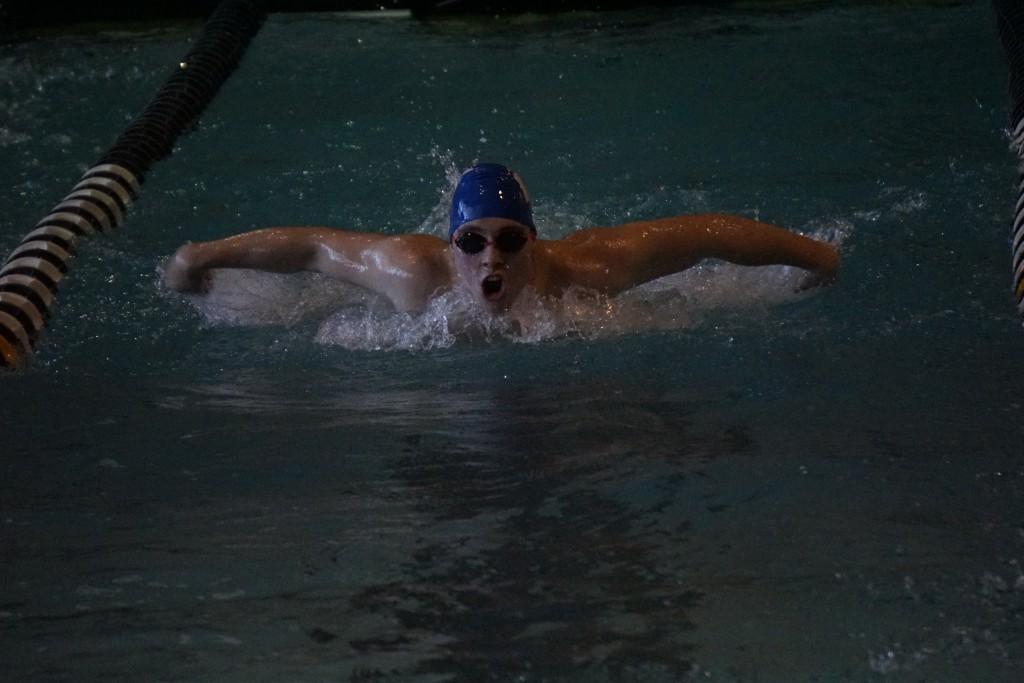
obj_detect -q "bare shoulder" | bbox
[314,229,443,252]
[532,235,622,296]
[369,234,452,311]
[306,230,450,312]
[312,230,447,270]
[533,218,710,296]
[379,232,448,252]
[536,222,651,267]
[560,216,714,243]
[374,234,449,272]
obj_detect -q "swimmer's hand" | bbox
[164,244,210,293]
[795,244,840,292]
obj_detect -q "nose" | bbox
[480,242,505,266]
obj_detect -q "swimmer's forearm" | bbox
[607,215,838,290]
[693,214,839,276]
[165,228,341,293]
[176,228,325,274]
[167,227,384,292]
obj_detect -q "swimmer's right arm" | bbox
[164,228,449,310]
[166,228,369,292]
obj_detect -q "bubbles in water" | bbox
[0,127,31,147]
[868,648,901,674]
[891,191,928,216]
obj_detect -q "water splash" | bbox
[180,270,377,328]
[169,160,851,351]
[178,216,847,351]
[315,283,661,350]
[414,146,462,238]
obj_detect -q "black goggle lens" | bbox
[454,231,529,255]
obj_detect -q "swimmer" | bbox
[164,163,840,313]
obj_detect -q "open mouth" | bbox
[481,274,505,301]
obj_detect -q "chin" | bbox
[478,297,511,315]
[478,288,525,315]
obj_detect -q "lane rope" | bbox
[0,0,266,368]
[994,0,1024,315]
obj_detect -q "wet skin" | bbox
[448,219,536,314]
[165,214,840,314]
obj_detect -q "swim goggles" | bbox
[453,230,531,255]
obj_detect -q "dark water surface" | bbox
[2,2,1023,681]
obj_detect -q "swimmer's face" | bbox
[450,218,535,314]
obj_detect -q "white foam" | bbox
[194,262,839,353]
[183,269,379,328]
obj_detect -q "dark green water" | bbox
[2,2,1023,681]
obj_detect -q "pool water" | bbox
[2,2,1023,681]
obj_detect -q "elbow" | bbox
[172,242,200,267]
[814,241,841,277]
[164,243,206,293]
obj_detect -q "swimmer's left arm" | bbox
[562,214,839,294]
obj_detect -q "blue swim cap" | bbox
[449,163,535,239]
